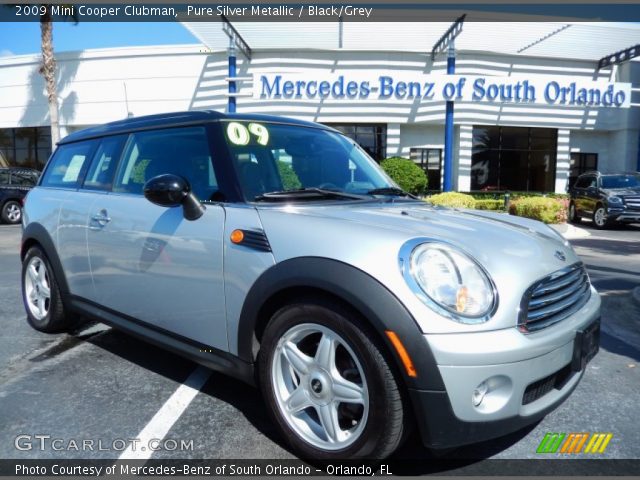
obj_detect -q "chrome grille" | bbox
[624,195,640,211]
[518,263,591,333]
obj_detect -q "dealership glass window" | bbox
[325,124,387,161]
[0,127,52,170]
[568,153,598,189]
[410,148,442,191]
[471,126,557,192]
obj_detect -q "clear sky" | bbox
[0,22,200,57]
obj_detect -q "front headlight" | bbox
[406,242,496,323]
[608,196,623,205]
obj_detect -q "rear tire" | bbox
[22,246,72,332]
[568,202,581,224]
[258,299,408,459]
[1,200,22,224]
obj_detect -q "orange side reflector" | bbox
[385,330,417,378]
[230,229,244,244]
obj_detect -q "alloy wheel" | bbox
[594,207,606,227]
[24,256,51,320]
[6,202,21,223]
[271,323,369,451]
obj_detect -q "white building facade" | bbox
[0,21,638,193]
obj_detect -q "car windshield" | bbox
[222,121,397,202]
[601,174,640,189]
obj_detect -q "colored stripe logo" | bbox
[537,433,613,454]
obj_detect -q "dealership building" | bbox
[0,20,638,192]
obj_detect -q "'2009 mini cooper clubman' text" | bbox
[21,111,600,459]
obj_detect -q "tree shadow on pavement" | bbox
[600,329,640,363]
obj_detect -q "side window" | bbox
[0,171,9,186]
[40,141,96,189]
[10,171,38,186]
[113,126,217,200]
[82,136,126,191]
[233,150,281,200]
[575,176,595,189]
[574,177,588,188]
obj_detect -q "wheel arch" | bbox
[1,197,23,212]
[21,222,70,298]
[237,256,445,392]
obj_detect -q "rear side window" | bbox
[82,136,126,191]
[113,126,218,200]
[40,141,96,189]
[11,171,38,186]
[0,171,9,185]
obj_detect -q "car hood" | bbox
[602,187,640,196]
[257,201,581,333]
[259,201,572,258]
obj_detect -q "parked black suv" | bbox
[0,168,39,224]
[568,171,640,228]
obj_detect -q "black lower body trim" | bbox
[68,296,256,386]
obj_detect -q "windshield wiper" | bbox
[366,187,417,199]
[254,188,369,202]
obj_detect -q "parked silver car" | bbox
[21,111,600,459]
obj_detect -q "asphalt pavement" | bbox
[0,221,638,470]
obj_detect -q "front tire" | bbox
[258,300,407,459]
[2,200,22,224]
[593,205,610,229]
[22,246,72,332]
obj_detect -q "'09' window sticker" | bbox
[226,122,269,146]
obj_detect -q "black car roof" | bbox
[59,111,338,145]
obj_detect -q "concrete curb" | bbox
[550,223,591,240]
[632,287,640,307]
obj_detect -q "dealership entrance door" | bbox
[471,126,557,192]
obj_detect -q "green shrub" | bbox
[474,199,504,211]
[428,192,476,209]
[508,197,568,224]
[511,192,568,200]
[468,192,503,201]
[277,161,301,190]
[467,192,569,201]
[380,157,428,195]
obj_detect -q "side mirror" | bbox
[143,174,205,221]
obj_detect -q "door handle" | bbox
[91,209,111,227]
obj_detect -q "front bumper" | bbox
[607,208,640,223]
[410,287,601,449]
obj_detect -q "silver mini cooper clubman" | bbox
[21,111,600,459]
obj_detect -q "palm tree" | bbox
[38,5,78,147]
